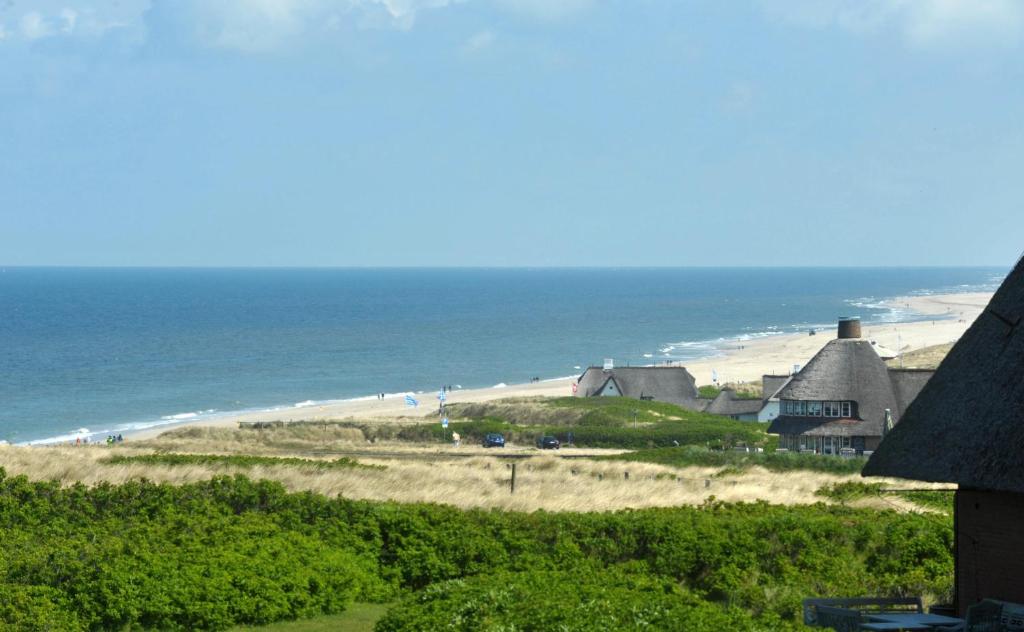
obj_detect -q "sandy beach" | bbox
[127,291,991,440]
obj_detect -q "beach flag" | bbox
[712,369,719,383]
[405,395,419,408]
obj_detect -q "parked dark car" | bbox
[536,435,560,450]
[482,433,505,448]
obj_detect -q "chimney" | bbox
[837,317,861,339]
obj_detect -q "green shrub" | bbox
[375,568,801,631]
[0,468,952,631]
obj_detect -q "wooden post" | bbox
[510,463,517,494]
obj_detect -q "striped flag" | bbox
[405,395,419,408]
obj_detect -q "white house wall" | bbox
[758,400,779,422]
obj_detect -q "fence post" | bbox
[510,463,517,494]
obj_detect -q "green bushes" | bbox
[376,569,800,631]
[0,468,952,630]
[424,419,767,449]
[606,445,867,474]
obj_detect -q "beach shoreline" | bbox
[113,290,991,442]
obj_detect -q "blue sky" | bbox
[1,0,1022,266]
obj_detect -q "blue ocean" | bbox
[0,267,1005,444]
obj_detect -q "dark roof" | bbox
[887,369,934,417]
[704,388,763,416]
[768,338,900,438]
[575,366,702,408]
[769,417,879,437]
[762,374,792,401]
[863,257,1024,493]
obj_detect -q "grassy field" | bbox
[0,396,951,513]
[604,445,867,474]
[230,604,390,631]
[0,442,949,513]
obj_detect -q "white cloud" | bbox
[759,0,1024,49]
[1,1,150,43]
[492,0,592,21]
[59,8,78,34]
[0,0,592,51]
[177,0,464,50]
[902,0,1024,48]
[20,12,53,40]
[461,28,495,53]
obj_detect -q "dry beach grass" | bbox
[0,444,950,513]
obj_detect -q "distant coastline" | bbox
[1,267,1002,446]
[116,290,992,443]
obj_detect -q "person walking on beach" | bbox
[452,432,461,448]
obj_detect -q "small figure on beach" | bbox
[116,434,123,443]
[75,437,81,446]
[452,432,461,447]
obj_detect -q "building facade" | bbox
[864,256,1024,613]
[768,317,933,456]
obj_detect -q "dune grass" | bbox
[603,445,866,475]
[886,343,953,369]
[0,445,935,513]
[102,453,381,470]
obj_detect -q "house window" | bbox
[806,401,822,416]
[841,402,852,417]
[823,401,840,417]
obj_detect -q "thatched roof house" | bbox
[575,366,703,409]
[864,257,1023,612]
[703,387,762,421]
[768,318,934,455]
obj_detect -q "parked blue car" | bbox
[483,433,506,448]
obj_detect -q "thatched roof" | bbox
[887,369,934,417]
[864,258,1024,493]
[769,417,880,437]
[766,331,934,439]
[704,388,763,417]
[576,366,701,408]
[762,374,792,400]
[767,338,901,437]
